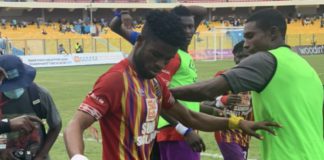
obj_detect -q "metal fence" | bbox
[8,38,133,55]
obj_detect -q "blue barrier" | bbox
[12,47,24,56]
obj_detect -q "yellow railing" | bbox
[6,32,324,55]
[2,21,324,55]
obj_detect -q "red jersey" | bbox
[214,70,253,147]
[79,59,175,160]
[157,54,180,87]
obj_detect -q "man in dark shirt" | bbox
[0,55,62,160]
[1,60,41,134]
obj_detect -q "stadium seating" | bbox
[228,0,285,2]
[35,0,146,2]
[33,0,286,2]
[177,0,226,2]
[0,24,89,40]
[35,0,53,2]
[177,0,283,2]
[109,0,146,2]
[1,17,323,55]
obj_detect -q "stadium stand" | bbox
[19,0,294,2]
[177,0,285,2]
[1,17,323,55]
[0,0,323,55]
[35,0,146,2]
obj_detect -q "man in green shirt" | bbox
[171,8,324,160]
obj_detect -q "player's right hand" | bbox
[184,131,206,152]
[238,120,282,140]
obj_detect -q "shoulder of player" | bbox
[154,75,168,87]
[101,59,130,79]
[99,71,124,84]
[161,54,181,74]
[239,51,275,66]
[107,58,129,72]
[170,54,181,65]
[169,52,180,63]
[249,51,272,58]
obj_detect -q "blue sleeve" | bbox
[129,31,140,45]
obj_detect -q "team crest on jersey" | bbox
[146,98,158,121]
[136,98,158,146]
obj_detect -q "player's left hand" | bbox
[227,94,241,108]
[238,120,282,140]
[183,131,205,152]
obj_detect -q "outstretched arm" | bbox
[200,101,224,117]
[162,101,228,131]
[162,101,280,139]
[170,76,230,102]
[64,111,96,159]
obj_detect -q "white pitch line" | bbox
[59,133,258,160]
[200,152,257,160]
[200,152,224,159]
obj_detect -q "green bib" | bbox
[158,49,200,128]
[252,47,324,160]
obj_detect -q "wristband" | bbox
[0,119,11,133]
[215,96,225,108]
[228,115,244,129]
[184,128,193,136]
[71,154,89,160]
[175,123,189,136]
[114,10,121,19]
[220,95,228,105]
